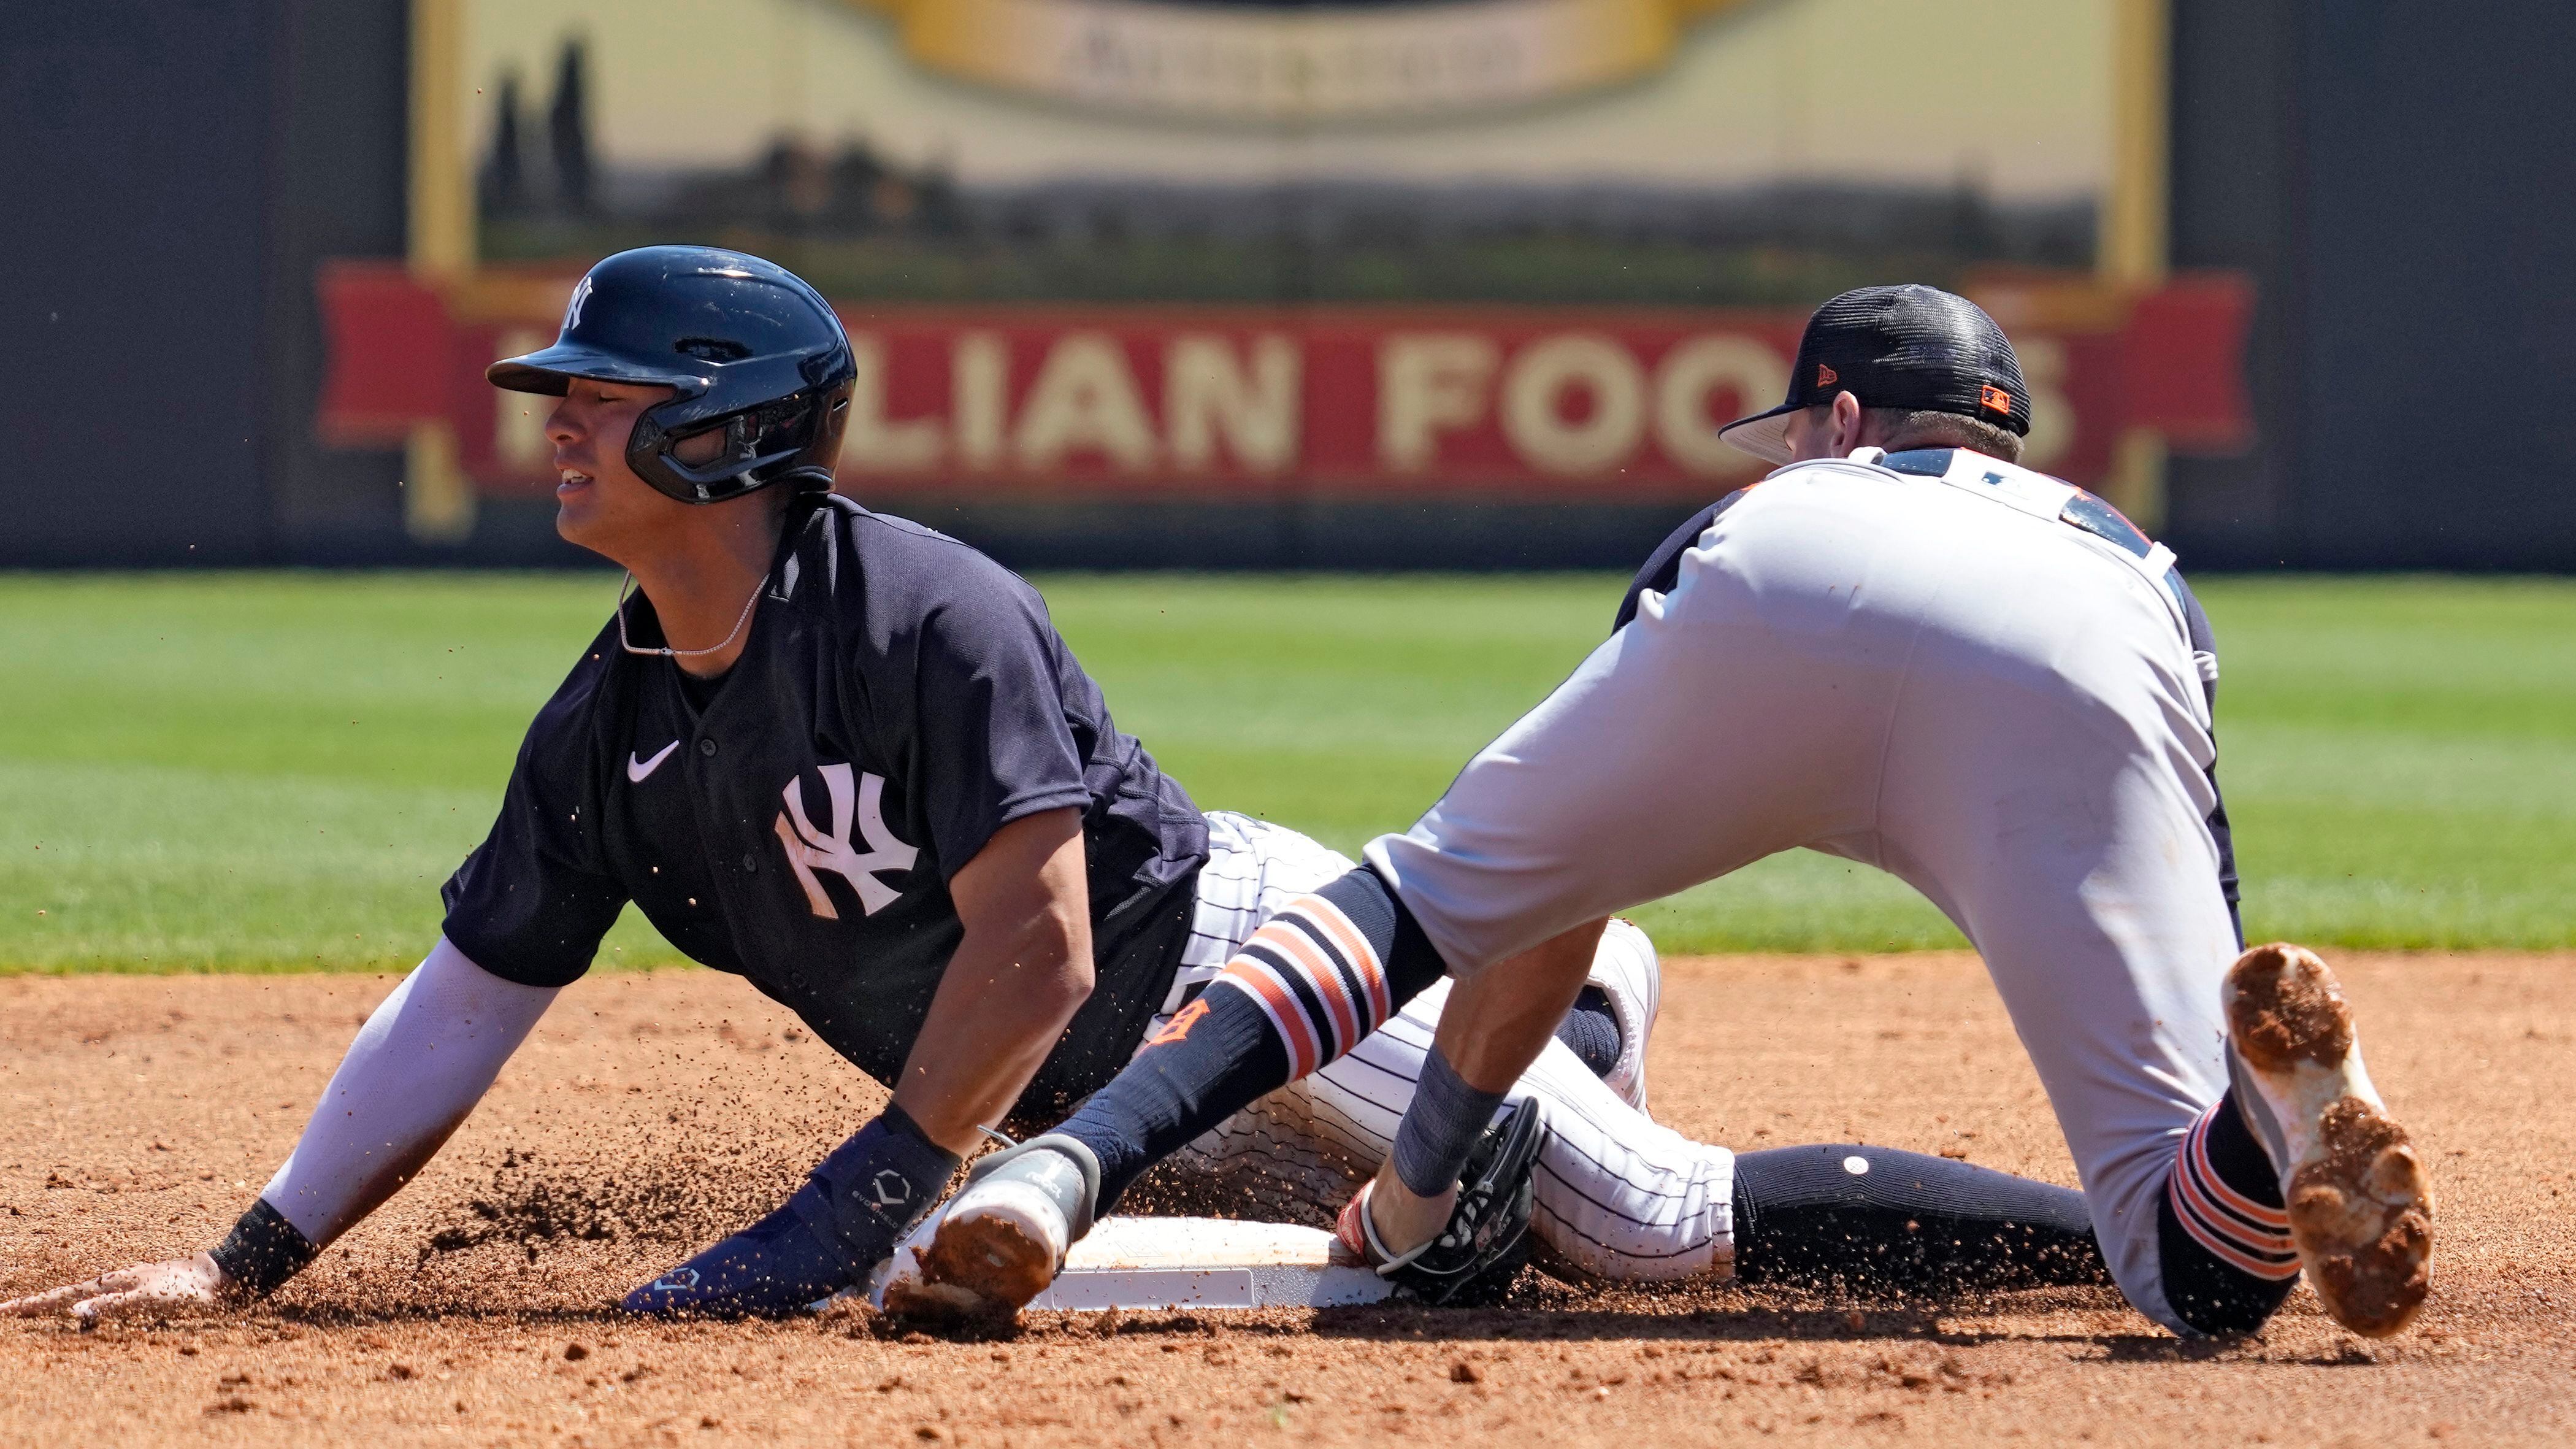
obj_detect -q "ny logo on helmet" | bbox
[773,764,919,918]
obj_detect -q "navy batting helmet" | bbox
[488,245,856,504]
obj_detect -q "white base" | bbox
[1032,1216,1392,1312]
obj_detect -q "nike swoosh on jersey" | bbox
[627,740,681,783]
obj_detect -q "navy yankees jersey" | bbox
[442,496,1210,1113]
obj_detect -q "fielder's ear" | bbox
[1830,390,1866,452]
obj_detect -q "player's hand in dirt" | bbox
[0,1251,239,1324]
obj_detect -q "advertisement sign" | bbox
[347,0,2239,536]
[323,269,2246,499]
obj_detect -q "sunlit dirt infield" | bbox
[3,952,2570,1447]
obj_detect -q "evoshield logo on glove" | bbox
[772,764,920,919]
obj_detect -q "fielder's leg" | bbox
[1861,494,2432,1336]
[1346,484,1909,1260]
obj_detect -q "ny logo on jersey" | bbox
[772,763,920,919]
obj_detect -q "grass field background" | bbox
[4,572,2572,972]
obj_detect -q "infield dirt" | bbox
[4,951,2569,1446]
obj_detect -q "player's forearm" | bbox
[894,899,1091,1152]
[233,938,556,1266]
[893,808,1093,1155]
[1370,918,1607,1253]
[1432,918,1609,1093]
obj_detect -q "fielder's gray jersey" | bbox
[1363,447,2240,1332]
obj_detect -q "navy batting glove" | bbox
[620,1180,856,1318]
[621,1109,961,1318]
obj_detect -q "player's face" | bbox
[546,380,685,556]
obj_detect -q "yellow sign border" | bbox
[851,0,1749,122]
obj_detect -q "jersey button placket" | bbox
[698,737,718,758]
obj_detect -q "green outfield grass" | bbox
[3,572,2571,971]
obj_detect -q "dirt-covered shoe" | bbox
[2223,943,2432,1337]
[894,1135,1099,1324]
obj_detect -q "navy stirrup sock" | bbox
[1059,866,1449,1210]
[2156,1086,2299,1334]
[1056,981,1288,1212]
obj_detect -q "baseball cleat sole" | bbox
[897,1136,1098,1324]
[2223,943,2432,1337]
[876,1273,995,1322]
[914,1180,1067,1318]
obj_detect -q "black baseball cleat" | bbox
[2223,943,2433,1337]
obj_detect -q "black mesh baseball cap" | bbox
[1719,284,2031,464]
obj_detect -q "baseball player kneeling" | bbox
[916,286,2432,1340]
[7,256,2114,1325]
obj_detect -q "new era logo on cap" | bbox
[1816,363,1839,388]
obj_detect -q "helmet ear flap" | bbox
[697,414,754,471]
[626,401,737,503]
[800,383,855,491]
[629,388,843,503]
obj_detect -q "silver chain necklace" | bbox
[613,571,763,661]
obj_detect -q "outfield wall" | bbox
[6,1,2574,572]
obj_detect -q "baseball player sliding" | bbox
[7,251,2110,1326]
[902,286,2433,1341]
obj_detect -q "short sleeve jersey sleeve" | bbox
[439,646,629,988]
[874,553,1097,880]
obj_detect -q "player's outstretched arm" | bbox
[0,937,558,1322]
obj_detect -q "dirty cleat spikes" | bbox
[2223,943,2433,1337]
